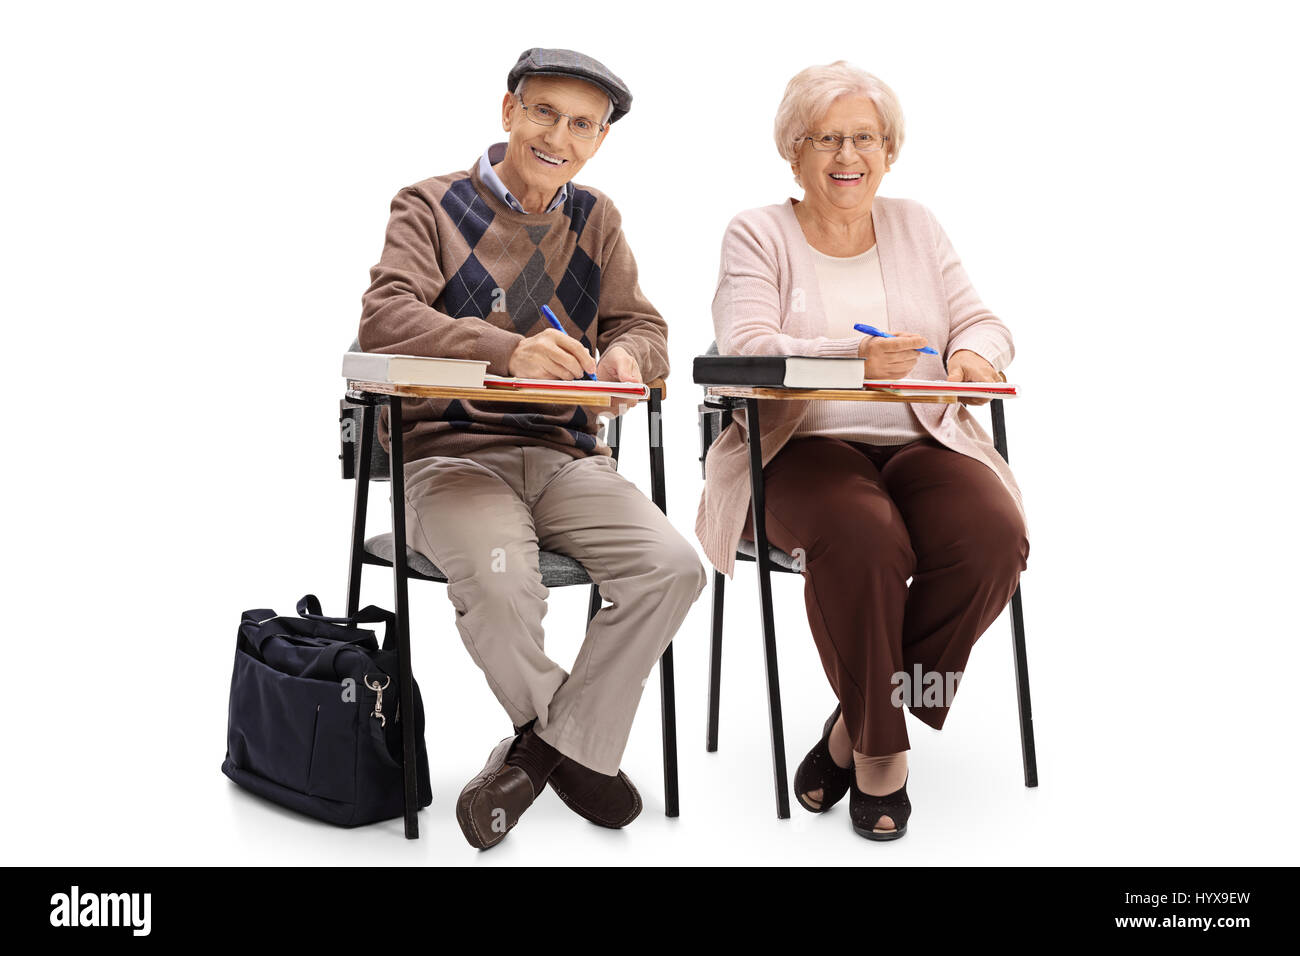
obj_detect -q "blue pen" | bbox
[854,323,938,355]
[540,304,598,380]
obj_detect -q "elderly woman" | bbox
[694,61,1029,841]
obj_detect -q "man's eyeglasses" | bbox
[516,95,606,140]
[801,130,889,152]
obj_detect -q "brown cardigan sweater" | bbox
[358,154,669,463]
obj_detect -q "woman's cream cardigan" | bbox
[694,196,1027,578]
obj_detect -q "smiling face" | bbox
[792,95,891,218]
[498,74,610,206]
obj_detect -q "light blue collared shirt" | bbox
[478,142,571,214]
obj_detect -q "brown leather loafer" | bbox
[455,736,537,850]
[511,720,641,828]
[548,759,642,829]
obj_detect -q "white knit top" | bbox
[791,242,929,445]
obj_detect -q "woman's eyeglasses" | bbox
[801,131,889,152]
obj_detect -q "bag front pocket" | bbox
[306,694,360,804]
[227,650,341,795]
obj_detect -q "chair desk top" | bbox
[346,377,668,407]
[346,379,611,406]
[703,385,957,404]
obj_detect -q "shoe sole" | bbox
[852,823,907,841]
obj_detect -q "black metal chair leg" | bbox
[346,403,374,617]
[388,398,420,839]
[1010,586,1037,787]
[608,410,621,462]
[659,644,679,817]
[645,387,679,817]
[989,399,1038,788]
[706,570,725,752]
[744,398,790,819]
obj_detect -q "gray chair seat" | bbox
[735,536,801,571]
[363,534,594,587]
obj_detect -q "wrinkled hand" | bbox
[586,345,643,418]
[946,349,999,405]
[860,330,927,379]
[508,328,598,380]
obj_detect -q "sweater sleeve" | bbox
[713,214,862,358]
[925,204,1015,372]
[358,185,524,377]
[593,201,670,384]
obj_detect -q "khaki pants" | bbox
[403,444,707,775]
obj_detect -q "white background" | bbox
[4,0,1297,866]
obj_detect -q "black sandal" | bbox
[849,770,911,841]
[793,704,853,813]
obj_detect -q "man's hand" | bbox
[946,349,999,405]
[588,344,643,418]
[508,328,598,380]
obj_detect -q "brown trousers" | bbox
[740,435,1028,756]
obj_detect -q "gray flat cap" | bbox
[507,48,632,124]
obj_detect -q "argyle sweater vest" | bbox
[358,155,669,465]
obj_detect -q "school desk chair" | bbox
[695,340,1037,819]
[339,338,679,837]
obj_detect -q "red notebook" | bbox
[483,374,650,398]
[863,378,1019,398]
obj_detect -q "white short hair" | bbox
[513,77,614,126]
[773,61,905,167]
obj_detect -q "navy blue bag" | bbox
[221,595,433,827]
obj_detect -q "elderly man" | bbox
[358,48,707,849]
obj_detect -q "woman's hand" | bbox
[946,349,999,405]
[859,330,928,379]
